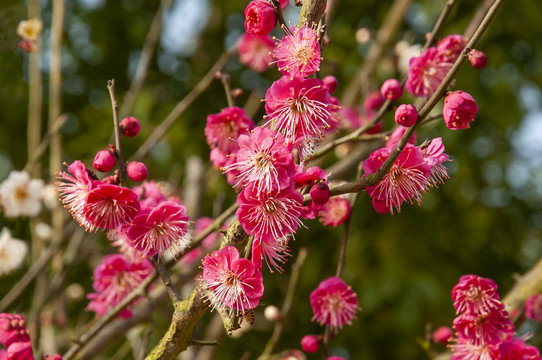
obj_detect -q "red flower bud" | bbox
[310,181,330,206]
[127,161,148,182]
[443,91,478,130]
[468,49,487,69]
[119,116,141,137]
[381,78,403,101]
[394,104,418,127]
[93,149,116,172]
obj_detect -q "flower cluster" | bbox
[449,275,541,360]
[0,313,61,359]
[405,34,467,97]
[87,254,152,318]
[362,137,450,214]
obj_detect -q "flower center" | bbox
[15,186,28,201]
[264,199,278,213]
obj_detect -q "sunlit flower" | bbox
[205,106,254,154]
[363,144,431,214]
[126,201,189,258]
[17,18,42,41]
[201,246,264,314]
[265,76,334,159]
[422,137,450,186]
[251,235,291,273]
[224,127,295,193]
[83,183,140,231]
[0,228,28,276]
[310,276,359,330]
[56,161,96,230]
[0,170,44,218]
[451,275,501,315]
[237,183,304,242]
[273,26,321,79]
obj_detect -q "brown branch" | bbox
[151,257,181,303]
[107,79,128,186]
[298,0,327,26]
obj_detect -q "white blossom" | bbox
[0,228,28,276]
[0,171,44,218]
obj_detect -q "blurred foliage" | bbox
[1,0,542,359]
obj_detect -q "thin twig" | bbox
[258,248,308,359]
[151,257,182,303]
[190,340,220,347]
[107,79,127,186]
[130,49,236,162]
[120,0,173,118]
[220,73,234,108]
[271,0,287,28]
[138,328,153,360]
[62,203,237,360]
[422,0,459,52]
[23,114,68,173]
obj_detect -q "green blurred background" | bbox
[1,0,541,359]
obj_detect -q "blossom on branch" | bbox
[273,26,321,80]
[238,33,275,73]
[310,276,359,330]
[126,201,189,258]
[201,246,264,314]
[265,76,334,158]
[87,254,152,318]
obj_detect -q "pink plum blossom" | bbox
[87,254,152,318]
[0,313,30,347]
[56,161,96,230]
[127,201,189,258]
[437,34,467,63]
[499,338,542,360]
[394,104,418,127]
[238,33,275,72]
[443,91,478,130]
[264,76,334,158]
[251,235,291,273]
[237,183,303,242]
[405,47,452,97]
[385,126,417,149]
[319,197,351,227]
[273,26,321,79]
[310,276,359,330]
[205,106,254,154]
[451,275,501,316]
[453,310,513,346]
[201,246,264,314]
[83,183,140,231]
[381,78,403,100]
[93,149,116,172]
[224,127,295,193]
[363,144,431,214]
[422,137,450,186]
[244,1,276,35]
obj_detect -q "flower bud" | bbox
[363,91,385,115]
[468,49,487,69]
[394,104,418,127]
[127,162,148,182]
[442,91,478,130]
[381,79,403,101]
[301,335,319,353]
[322,76,339,94]
[310,181,330,206]
[244,1,276,35]
[432,326,453,344]
[119,117,141,137]
[264,305,282,322]
[93,149,116,172]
